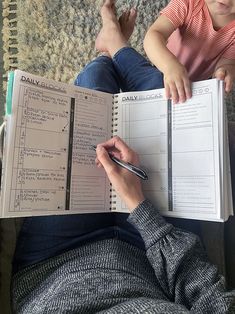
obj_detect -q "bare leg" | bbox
[95,0,137,57]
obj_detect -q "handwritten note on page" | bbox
[1,71,113,217]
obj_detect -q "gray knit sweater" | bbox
[11,200,235,313]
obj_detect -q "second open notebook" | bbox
[0,70,233,221]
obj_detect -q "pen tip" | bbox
[91,145,97,151]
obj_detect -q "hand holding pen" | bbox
[93,136,146,211]
[91,146,148,180]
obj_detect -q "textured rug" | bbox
[2,0,169,83]
[2,0,235,118]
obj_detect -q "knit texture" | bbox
[11,200,235,313]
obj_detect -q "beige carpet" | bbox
[3,0,170,83]
[3,0,235,118]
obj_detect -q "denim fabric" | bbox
[75,56,120,93]
[13,212,145,273]
[14,47,164,273]
[112,47,164,91]
[75,47,164,92]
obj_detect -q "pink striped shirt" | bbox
[160,0,235,81]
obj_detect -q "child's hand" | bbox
[213,65,235,93]
[163,62,192,104]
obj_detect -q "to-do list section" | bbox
[9,86,71,214]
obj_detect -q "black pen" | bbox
[91,145,148,180]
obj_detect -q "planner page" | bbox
[1,70,113,218]
[114,79,227,221]
[220,86,233,220]
[69,87,113,213]
[113,89,169,213]
[170,79,221,221]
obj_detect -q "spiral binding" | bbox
[109,186,117,211]
[111,95,119,136]
[109,95,119,210]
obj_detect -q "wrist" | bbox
[161,55,181,73]
[125,193,146,212]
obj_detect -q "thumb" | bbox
[96,145,115,174]
[214,68,226,80]
[224,75,232,93]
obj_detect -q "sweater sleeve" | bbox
[127,199,235,313]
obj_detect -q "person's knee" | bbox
[74,56,120,93]
[75,56,113,86]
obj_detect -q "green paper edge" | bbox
[6,71,14,115]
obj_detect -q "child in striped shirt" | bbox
[144,0,235,104]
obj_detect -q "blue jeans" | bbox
[13,48,164,273]
[75,47,164,93]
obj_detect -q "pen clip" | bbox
[127,162,148,180]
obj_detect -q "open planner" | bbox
[0,70,233,221]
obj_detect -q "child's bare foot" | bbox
[95,0,136,57]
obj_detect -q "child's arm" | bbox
[213,58,235,93]
[144,15,192,104]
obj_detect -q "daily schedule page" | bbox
[114,79,224,221]
[1,70,113,217]
[171,79,221,220]
[114,89,169,213]
[69,87,113,212]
